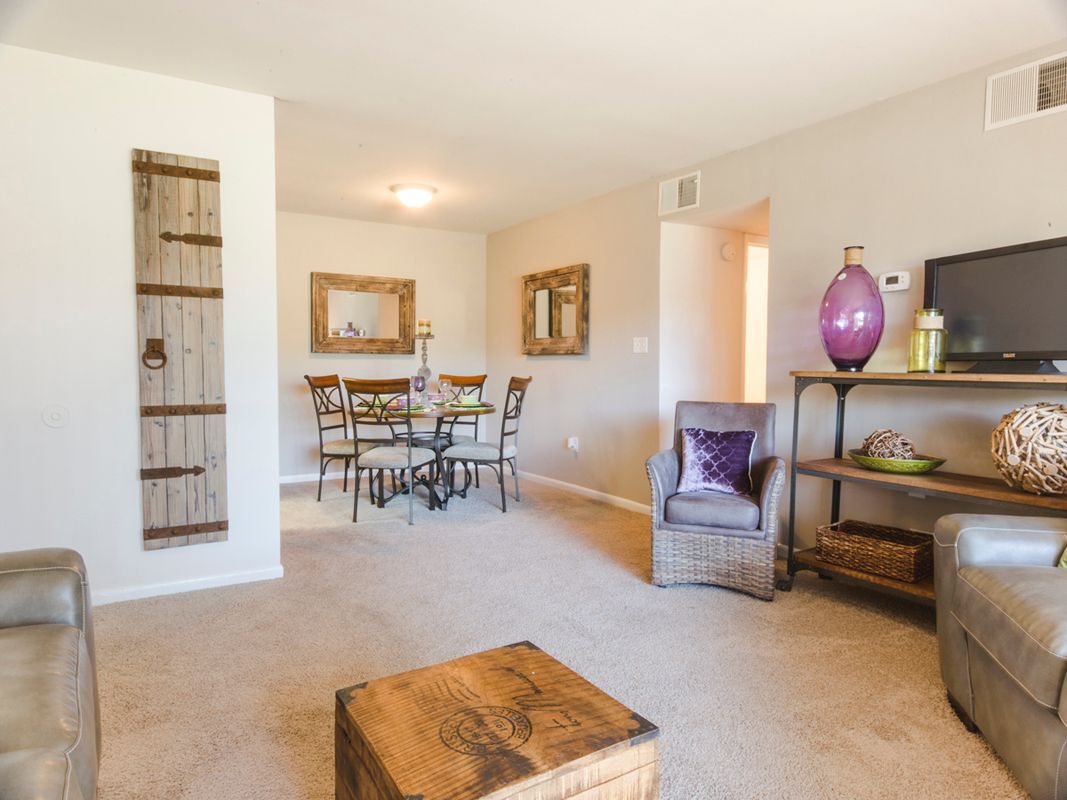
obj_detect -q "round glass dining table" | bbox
[390,402,496,509]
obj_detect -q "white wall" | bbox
[658,223,745,448]
[0,45,281,603]
[277,212,486,479]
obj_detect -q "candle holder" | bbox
[415,333,434,381]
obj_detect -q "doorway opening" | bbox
[743,235,769,402]
[657,199,770,447]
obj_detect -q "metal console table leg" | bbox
[830,382,854,522]
[778,375,855,591]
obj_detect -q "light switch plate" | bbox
[633,337,649,353]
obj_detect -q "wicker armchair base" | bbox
[651,529,777,600]
[646,403,784,602]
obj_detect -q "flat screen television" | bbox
[924,236,1067,373]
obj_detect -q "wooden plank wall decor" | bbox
[132,149,228,550]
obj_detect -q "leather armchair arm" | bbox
[646,448,679,527]
[934,514,1067,721]
[0,548,92,637]
[753,456,786,541]
[934,514,1067,569]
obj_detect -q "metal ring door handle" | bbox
[142,338,167,370]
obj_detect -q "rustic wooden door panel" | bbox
[133,148,227,549]
[133,163,168,538]
[204,415,227,522]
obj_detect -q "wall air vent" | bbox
[985,51,1067,131]
[658,171,700,216]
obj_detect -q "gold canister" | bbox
[907,308,947,373]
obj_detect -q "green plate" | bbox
[389,405,428,414]
[847,449,946,474]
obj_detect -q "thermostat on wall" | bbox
[878,271,910,292]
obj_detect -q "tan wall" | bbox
[486,39,1067,528]
[486,181,661,505]
[658,223,745,449]
[277,212,486,478]
[674,40,1067,544]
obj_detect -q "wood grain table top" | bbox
[336,642,658,800]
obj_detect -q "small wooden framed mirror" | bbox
[311,272,415,354]
[522,263,589,355]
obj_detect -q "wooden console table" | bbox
[779,370,1067,602]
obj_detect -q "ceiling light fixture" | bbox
[390,183,437,208]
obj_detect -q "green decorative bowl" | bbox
[847,449,946,474]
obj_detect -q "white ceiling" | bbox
[2,1,1066,233]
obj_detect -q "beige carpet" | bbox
[94,479,1023,799]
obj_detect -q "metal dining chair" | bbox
[303,374,361,501]
[342,378,437,524]
[438,373,487,485]
[443,376,531,512]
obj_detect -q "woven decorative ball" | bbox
[861,429,916,460]
[992,403,1067,495]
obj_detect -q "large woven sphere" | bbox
[992,403,1067,495]
[861,429,916,460]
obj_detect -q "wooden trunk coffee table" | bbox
[335,641,659,800]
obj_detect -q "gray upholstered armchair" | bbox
[646,401,786,600]
[935,514,1067,800]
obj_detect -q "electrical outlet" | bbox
[567,436,580,452]
[633,337,649,354]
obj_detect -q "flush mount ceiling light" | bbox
[390,183,437,208]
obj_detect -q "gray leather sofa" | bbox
[0,548,99,800]
[935,514,1067,800]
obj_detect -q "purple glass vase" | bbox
[818,246,884,372]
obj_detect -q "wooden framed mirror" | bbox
[522,263,589,355]
[311,272,415,354]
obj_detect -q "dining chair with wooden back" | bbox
[439,373,488,485]
[443,376,532,512]
[438,373,487,440]
[304,374,358,501]
[343,378,437,524]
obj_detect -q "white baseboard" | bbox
[518,471,651,515]
[281,467,651,515]
[94,565,284,605]
[280,470,342,484]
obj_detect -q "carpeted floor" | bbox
[94,479,1023,799]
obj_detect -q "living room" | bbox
[2,2,1067,798]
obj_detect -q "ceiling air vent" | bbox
[985,51,1067,131]
[659,171,700,216]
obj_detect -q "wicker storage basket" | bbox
[815,519,933,583]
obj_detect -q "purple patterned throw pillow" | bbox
[677,428,756,495]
